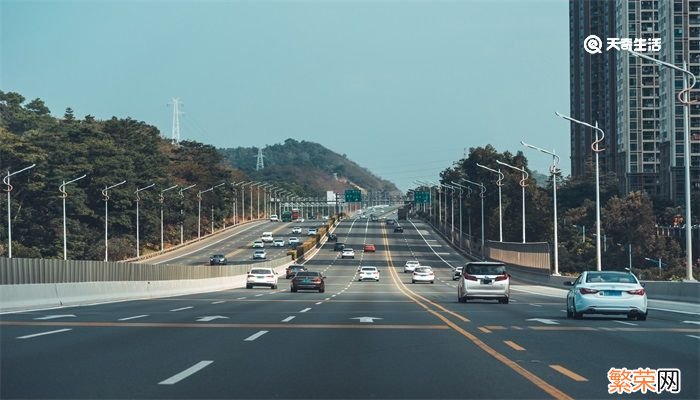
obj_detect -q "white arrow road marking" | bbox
[34,314,76,320]
[282,316,295,322]
[158,361,213,385]
[196,316,229,322]
[170,307,193,312]
[118,315,149,321]
[527,318,559,325]
[613,320,637,326]
[17,329,72,339]
[687,335,700,340]
[244,330,268,341]
[352,317,383,323]
[682,321,700,325]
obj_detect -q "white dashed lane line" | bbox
[282,316,295,322]
[118,315,149,321]
[17,329,72,340]
[244,331,269,341]
[299,308,312,313]
[170,307,193,312]
[158,361,213,385]
[211,301,225,305]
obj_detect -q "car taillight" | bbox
[495,273,508,282]
[580,288,599,294]
[266,275,274,278]
[463,273,478,281]
[313,278,322,283]
[627,288,645,295]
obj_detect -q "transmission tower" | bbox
[255,148,265,170]
[170,98,183,144]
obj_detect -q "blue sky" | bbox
[1,0,570,191]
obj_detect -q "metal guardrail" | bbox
[0,256,289,285]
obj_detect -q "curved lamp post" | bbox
[496,160,529,243]
[59,173,87,260]
[476,163,505,242]
[102,180,127,261]
[463,179,486,253]
[160,185,178,251]
[3,164,36,258]
[135,183,156,258]
[178,184,196,244]
[556,112,604,271]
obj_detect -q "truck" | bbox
[291,208,300,221]
[397,207,408,220]
[281,210,292,222]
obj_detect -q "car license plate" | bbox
[604,291,621,296]
[482,279,492,284]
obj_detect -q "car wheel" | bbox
[246,284,252,289]
[458,295,465,303]
[499,297,509,304]
[272,285,277,290]
[566,300,573,318]
[430,281,434,284]
[291,287,297,292]
[319,288,325,293]
[637,312,647,321]
[573,303,583,319]
[412,280,415,284]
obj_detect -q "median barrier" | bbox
[0,283,62,311]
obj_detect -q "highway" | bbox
[1,216,698,399]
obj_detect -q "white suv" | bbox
[404,260,420,273]
[261,232,274,243]
[457,262,510,304]
[246,268,278,289]
[269,214,279,222]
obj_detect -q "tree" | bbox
[25,98,50,115]
[63,107,75,122]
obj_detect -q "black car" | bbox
[209,254,227,265]
[285,264,307,279]
[328,233,338,241]
[291,271,325,293]
[386,219,395,225]
[394,225,404,232]
[333,242,345,251]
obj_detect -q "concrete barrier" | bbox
[0,284,62,311]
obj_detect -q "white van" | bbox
[261,232,274,242]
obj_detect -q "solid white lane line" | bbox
[300,308,311,313]
[211,301,225,304]
[613,320,638,326]
[244,330,269,341]
[158,361,213,385]
[687,335,700,340]
[118,315,149,321]
[170,307,193,312]
[282,316,296,322]
[17,328,72,339]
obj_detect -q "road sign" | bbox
[414,191,430,204]
[345,189,362,202]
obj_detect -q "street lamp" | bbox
[626,49,696,281]
[102,180,127,262]
[160,185,178,251]
[476,163,505,242]
[450,182,465,248]
[556,112,604,271]
[178,184,196,244]
[135,183,156,258]
[463,179,486,253]
[442,183,456,243]
[644,257,664,272]
[3,163,36,258]
[522,140,562,276]
[198,183,224,238]
[59,173,87,260]
[239,182,252,222]
[496,160,529,243]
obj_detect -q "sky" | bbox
[1,0,570,192]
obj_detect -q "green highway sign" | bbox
[414,191,431,204]
[344,189,362,202]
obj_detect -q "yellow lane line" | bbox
[549,365,588,382]
[0,321,449,330]
[478,327,492,334]
[504,340,526,351]
[485,325,507,330]
[381,226,573,400]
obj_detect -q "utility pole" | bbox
[170,98,182,144]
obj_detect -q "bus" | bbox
[291,208,300,221]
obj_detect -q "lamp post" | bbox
[464,179,486,253]
[442,183,456,243]
[3,164,36,258]
[102,180,127,262]
[450,182,465,248]
[239,182,252,222]
[626,50,696,281]
[496,160,529,243]
[644,257,664,272]
[476,163,505,242]
[160,185,178,251]
[198,183,224,238]
[59,173,87,260]
[522,140,562,276]
[556,112,604,271]
[179,184,196,244]
[135,183,156,258]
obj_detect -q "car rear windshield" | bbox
[295,272,319,277]
[251,269,271,274]
[212,255,224,258]
[361,267,377,272]
[465,264,506,275]
[585,272,637,283]
[415,267,432,273]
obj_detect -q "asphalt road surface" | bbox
[2,217,698,399]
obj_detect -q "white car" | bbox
[565,271,647,320]
[269,214,279,222]
[458,262,510,304]
[412,266,435,284]
[246,267,278,289]
[358,266,380,282]
[261,232,274,243]
[452,266,463,281]
[341,249,355,259]
[291,226,302,234]
[288,237,300,245]
[404,260,420,273]
[253,249,267,259]
[252,240,264,248]
[273,239,285,247]
[307,228,318,235]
